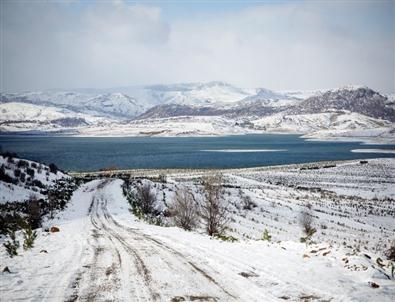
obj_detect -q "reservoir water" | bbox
[0,134,394,171]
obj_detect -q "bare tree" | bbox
[299,205,316,243]
[47,191,56,219]
[134,183,156,215]
[200,174,228,236]
[27,194,41,229]
[170,187,199,231]
[384,240,395,261]
[299,210,314,235]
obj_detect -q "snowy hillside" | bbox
[0,154,68,203]
[144,81,250,107]
[253,111,392,133]
[290,86,395,122]
[1,91,147,119]
[78,116,256,137]
[0,102,111,133]
[240,88,301,107]
[1,159,394,301]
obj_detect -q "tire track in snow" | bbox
[99,195,239,301]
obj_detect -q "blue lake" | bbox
[0,134,394,171]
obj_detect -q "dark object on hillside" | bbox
[201,174,228,236]
[360,160,368,164]
[49,163,59,174]
[169,188,199,231]
[2,266,11,273]
[27,198,42,229]
[368,281,380,288]
[0,151,19,158]
[50,226,60,233]
[384,241,395,261]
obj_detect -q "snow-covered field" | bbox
[1,158,394,301]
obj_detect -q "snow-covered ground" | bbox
[76,116,258,137]
[1,158,394,301]
[0,155,68,203]
[0,102,112,133]
[252,111,395,144]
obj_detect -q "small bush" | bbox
[17,160,29,169]
[3,230,20,258]
[32,179,44,188]
[300,228,317,244]
[49,163,59,174]
[242,195,256,210]
[27,196,42,229]
[201,174,228,236]
[215,233,238,242]
[170,187,199,231]
[299,208,316,244]
[135,183,156,215]
[384,240,395,261]
[26,167,35,178]
[300,210,314,235]
[0,165,16,184]
[21,221,37,250]
[262,228,272,241]
[20,172,26,182]
[14,169,21,178]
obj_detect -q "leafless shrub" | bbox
[299,205,316,243]
[27,195,41,229]
[242,195,256,210]
[134,183,156,215]
[384,240,395,261]
[170,187,199,231]
[201,174,228,236]
[47,191,56,219]
[299,208,314,235]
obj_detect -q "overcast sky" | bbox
[1,0,394,93]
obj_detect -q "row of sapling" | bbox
[170,174,235,240]
[124,174,231,238]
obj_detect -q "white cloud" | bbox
[1,0,394,92]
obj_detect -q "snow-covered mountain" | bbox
[253,111,392,133]
[1,83,394,142]
[0,102,111,133]
[289,86,395,121]
[143,81,250,107]
[240,88,301,107]
[1,91,147,119]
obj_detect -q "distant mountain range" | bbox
[1,82,394,142]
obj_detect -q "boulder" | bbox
[50,226,60,233]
